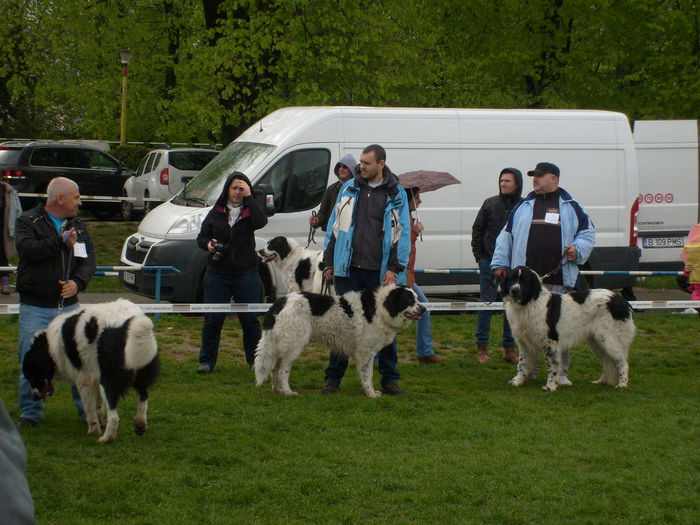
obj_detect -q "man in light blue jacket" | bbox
[491,162,595,384]
[322,144,411,395]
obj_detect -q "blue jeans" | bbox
[18,303,85,423]
[200,270,262,369]
[325,268,400,386]
[412,284,435,357]
[476,257,515,346]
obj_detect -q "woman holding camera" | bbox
[196,172,268,373]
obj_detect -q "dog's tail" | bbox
[253,334,275,387]
[125,316,158,370]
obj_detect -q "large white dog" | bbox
[22,299,160,443]
[254,285,426,397]
[503,266,635,391]
[259,236,325,293]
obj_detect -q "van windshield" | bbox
[175,142,275,206]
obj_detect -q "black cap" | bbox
[527,162,560,177]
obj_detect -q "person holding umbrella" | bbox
[404,186,445,364]
[14,177,95,427]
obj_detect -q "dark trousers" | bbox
[199,270,262,369]
[324,267,400,386]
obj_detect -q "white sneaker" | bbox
[558,376,573,386]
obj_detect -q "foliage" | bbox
[1,311,698,524]
[0,0,697,144]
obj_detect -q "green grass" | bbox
[2,312,699,524]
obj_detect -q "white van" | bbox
[633,120,699,269]
[119,106,640,303]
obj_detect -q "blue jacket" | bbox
[324,168,411,285]
[491,188,595,288]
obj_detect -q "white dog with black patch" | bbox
[254,285,425,397]
[503,266,635,391]
[22,299,160,443]
[259,236,325,293]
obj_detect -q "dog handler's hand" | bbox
[494,268,507,280]
[58,279,78,299]
[207,239,218,253]
[382,270,396,286]
[324,267,334,282]
[564,245,577,261]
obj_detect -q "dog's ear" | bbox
[22,332,55,390]
[499,269,512,298]
[383,286,416,317]
[524,266,542,301]
[270,236,291,259]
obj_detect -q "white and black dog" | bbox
[22,299,160,443]
[254,285,425,397]
[503,266,635,391]
[259,236,325,294]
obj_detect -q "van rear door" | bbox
[634,120,699,269]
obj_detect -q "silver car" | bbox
[121,148,219,220]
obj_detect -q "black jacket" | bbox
[471,168,524,261]
[196,173,268,276]
[15,206,95,308]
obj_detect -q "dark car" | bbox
[0,141,132,219]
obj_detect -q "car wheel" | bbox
[121,193,134,221]
[90,203,117,220]
[143,191,153,215]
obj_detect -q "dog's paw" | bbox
[614,382,628,389]
[134,422,147,435]
[281,390,299,396]
[542,383,558,392]
[97,433,115,444]
[509,376,525,386]
[87,425,102,436]
[365,390,382,398]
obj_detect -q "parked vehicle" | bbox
[633,120,699,269]
[121,148,219,220]
[119,106,641,303]
[0,140,132,219]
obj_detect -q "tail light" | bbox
[160,168,169,185]
[629,196,640,246]
[3,169,24,179]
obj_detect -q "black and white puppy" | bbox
[22,299,160,443]
[254,285,425,397]
[259,236,325,293]
[503,266,635,391]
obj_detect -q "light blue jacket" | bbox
[324,169,411,285]
[491,188,596,288]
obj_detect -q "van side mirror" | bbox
[254,183,276,216]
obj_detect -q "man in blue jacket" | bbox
[322,144,411,395]
[491,162,595,385]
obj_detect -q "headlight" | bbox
[166,210,207,238]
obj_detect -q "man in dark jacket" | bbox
[15,177,95,427]
[309,153,357,231]
[471,168,523,364]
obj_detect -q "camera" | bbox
[211,241,227,262]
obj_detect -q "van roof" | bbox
[237,106,632,148]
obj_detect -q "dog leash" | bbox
[540,249,569,281]
[306,211,318,248]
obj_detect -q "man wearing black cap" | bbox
[491,162,596,385]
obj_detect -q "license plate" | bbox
[122,271,136,285]
[643,236,685,248]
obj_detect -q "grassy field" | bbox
[2,310,699,524]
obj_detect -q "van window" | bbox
[179,142,275,205]
[83,149,119,170]
[255,149,330,213]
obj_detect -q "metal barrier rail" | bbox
[0,265,180,306]
[416,269,684,276]
[18,192,166,203]
[1,300,699,315]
